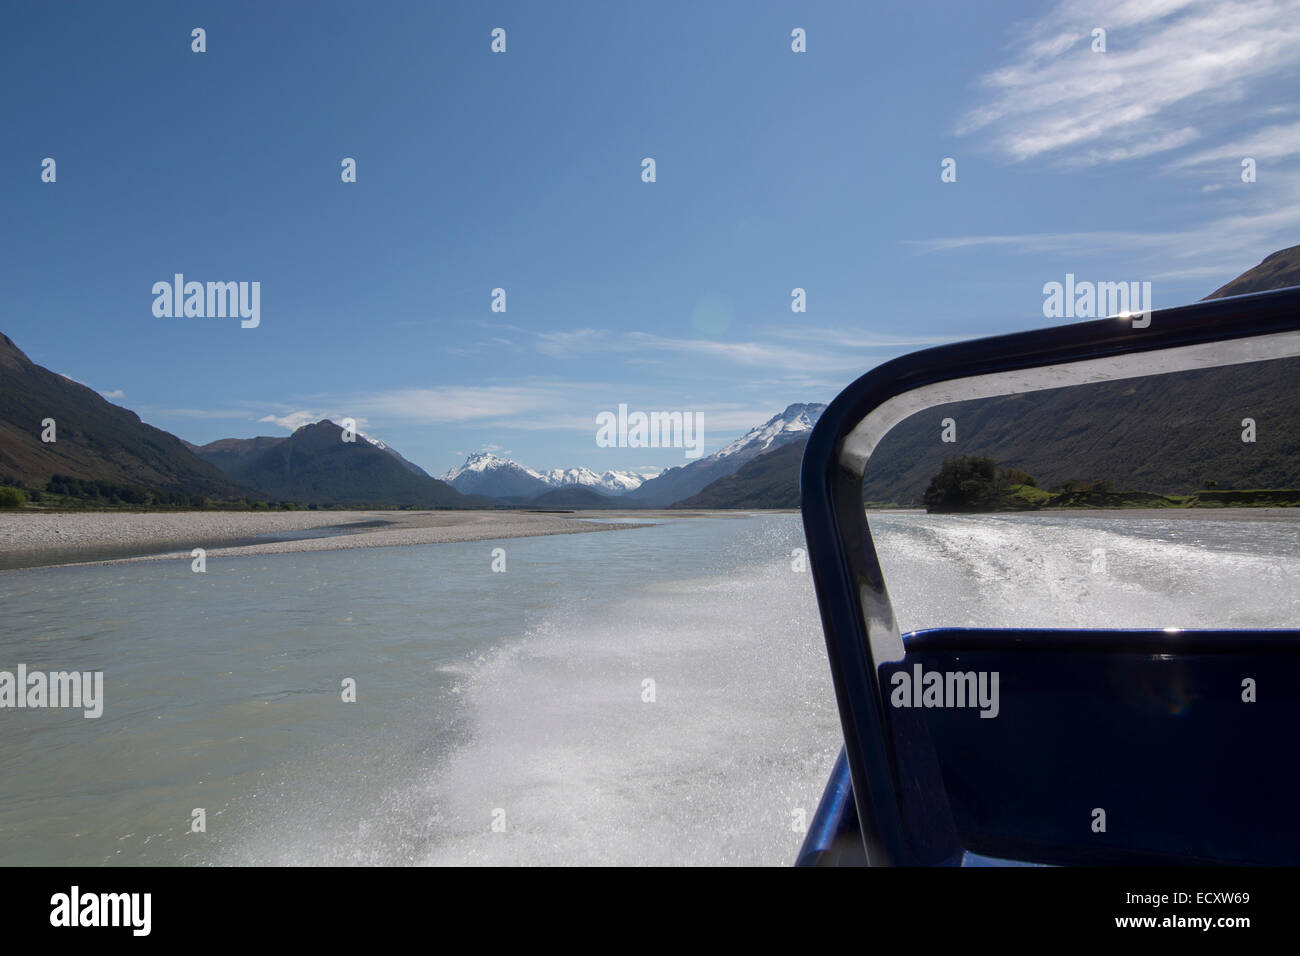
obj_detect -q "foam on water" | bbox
[206,517,840,866]
[878,513,1299,632]
[412,559,840,866]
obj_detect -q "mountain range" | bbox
[430,403,824,506]
[0,327,822,509]
[4,246,1296,511]
[0,328,823,509]
[439,452,648,498]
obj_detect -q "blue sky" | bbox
[4,0,1299,477]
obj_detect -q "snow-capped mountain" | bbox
[441,452,549,498]
[624,402,826,506]
[440,404,822,503]
[441,452,650,498]
[539,466,647,494]
[713,402,823,459]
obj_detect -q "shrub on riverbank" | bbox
[921,457,1300,512]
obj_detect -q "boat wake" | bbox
[207,512,1298,865]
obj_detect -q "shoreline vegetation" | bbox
[921,456,1300,514]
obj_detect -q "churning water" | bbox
[1,512,1296,865]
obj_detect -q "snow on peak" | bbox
[714,403,825,460]
[441,452,543,482]
[441,453,646,493]
[539,467,648,494]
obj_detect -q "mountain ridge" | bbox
[441,451,650,498]
[9,247,1295,511]
[195,419,470,508]
[0,332,252,502]
[622,402,825,506]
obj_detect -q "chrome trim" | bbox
[839,323,1300,665]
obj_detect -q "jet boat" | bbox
[796,286,1300,866]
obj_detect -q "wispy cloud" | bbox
[240,324,955,448]
[256,383,604,436]
[763,327,964,349]
[533,326,912,374]
[251,380,806,451]
[907,177,1300,281]
[1171,118,1300,166]
[353,384,586,424]
[908,230,1179,254]
[535,328,612,357]
[626,332,837,370]
[958,0,1300,165]
[144,406,264,420]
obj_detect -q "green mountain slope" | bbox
[0,332,249,500]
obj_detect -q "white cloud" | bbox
[252,382,813,452]
[353,384,582,424]
[764,327,964,349]
[534,327,915,375]
[959,0,1300,165]
[258,410,320,431]
[100,388,125,400]
[257,410,373,433]
[1064,127,1202,166]
[535,328,612,357]
[1171,118,1300,166]
[626,332,836,369]
[908,230,1179,254]
[908,171,1300,279]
